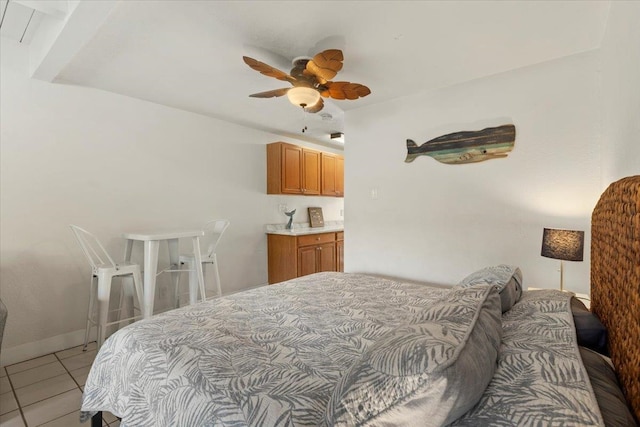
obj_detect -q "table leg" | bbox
[167,238,180,308]
[91,412,102,427]
[123,239,134,262]
[142,240,160,318]
[192,237,206,303]
[187,261,197,305]
[120,276,135,325]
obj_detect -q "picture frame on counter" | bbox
[308,207,325,228]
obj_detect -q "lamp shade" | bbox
[287,87,320,108]
[541,228,585,261]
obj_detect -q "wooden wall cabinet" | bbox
[321,153,345,197]
[267,142,320,195]
[336,156,344,197]
[268,232,342,284]
[268,142,342,197]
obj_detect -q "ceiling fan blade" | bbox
[248,88,290,98]
[243,56,296,83]
[305,98,324,113]
[324,81,371,100]
[304,49,344,83]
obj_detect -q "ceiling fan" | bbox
[243,49,371,113]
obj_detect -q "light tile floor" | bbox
[0,343,119,427]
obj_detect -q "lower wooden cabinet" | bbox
[268,232,343,284]
[336,231,344,272]
[298,242,336,277]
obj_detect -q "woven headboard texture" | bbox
[591,175,640,421]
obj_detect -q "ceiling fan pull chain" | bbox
[301,105,308,133]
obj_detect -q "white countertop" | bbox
[265,221,344,236]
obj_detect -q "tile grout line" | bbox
[49,346,113,427]
[54,351,84,390]
[16,373,82,420]
[33,408,83,427]
[5,345,111,427]
[3,354,55,376]
[24,351,86,427]
[9,358,82,409]
[8,349,93,426]
[4,365,29,427]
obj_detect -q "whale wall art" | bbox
[405,124,516,165]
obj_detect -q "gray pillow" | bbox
[325,284,502,426]
[458,264,523,313]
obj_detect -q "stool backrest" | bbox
[203,220,230,258]
[69,225,117,270]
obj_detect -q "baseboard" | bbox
[1,327,96,367]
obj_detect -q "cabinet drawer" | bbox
[336,231,344,241]
[298,233,335,247]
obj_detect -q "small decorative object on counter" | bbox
[308,207,325,228]
[285,209,296,229]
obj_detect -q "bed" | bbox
[81,175,639,426]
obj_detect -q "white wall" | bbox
[0,38,343,365]
[599,1,640,185]
[345,51,603,294]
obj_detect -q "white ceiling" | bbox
[2,1,611,147]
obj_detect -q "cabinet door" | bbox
[268,235,298,284]
[321,153,337,196]
[302,149,321,195]
[298,245,318,277]
[317,243,336,272]
[335,155,344,197]
[282,144,303,194]
[336,239,344,272]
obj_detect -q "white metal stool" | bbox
[70,225,144,349]
[176,220,229,305]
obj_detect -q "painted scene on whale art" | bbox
[405,124,516,165]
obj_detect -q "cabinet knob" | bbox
[316,237,320,241]
[318,247,323,250]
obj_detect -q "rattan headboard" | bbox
[590,175,640,421]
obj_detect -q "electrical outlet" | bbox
[340,209,344,217]
[278,204,288,213]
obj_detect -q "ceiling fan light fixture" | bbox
[287,87,320,108]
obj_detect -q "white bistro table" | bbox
[122,229,205,318]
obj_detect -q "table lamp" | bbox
[541,228,585,291]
